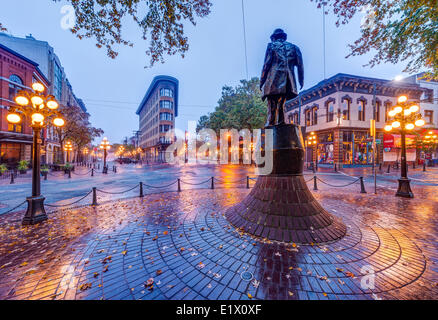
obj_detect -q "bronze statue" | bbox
[260,28,304,126]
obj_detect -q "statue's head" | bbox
[270,28,287,42]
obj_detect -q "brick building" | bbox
[0,43,50,166]
[285,73,434,167]
[136,75,179,162]
[0,33,87,164]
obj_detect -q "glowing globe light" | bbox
[398,95,408,103]
[31,113,44,124]
[53,118,65,127]
[15,95,29,106]
[394,106,403,114]
[46,100,58,110]
[405,123,414,130]
[415,119,425,127]
[32,82,45,92]
[392,121,401,128]
[384,125,393,132]
[404,109,411,116]
[31,95,44,106]
[388,110,396,117]
[7,113,21,124]
[409,105,419,113]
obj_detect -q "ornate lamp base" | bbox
[22,196,48,225]
[396,178,414,198]
[224,124,346,244]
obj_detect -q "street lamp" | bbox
[99,137,111,173]
[384,95,425,198]
[7,82,65,225]
[83,147,89,163]
[64,141,73,162]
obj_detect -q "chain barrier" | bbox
[0,200,27,215]
[213,177,247,184]
[142,180,179,188]
[45,190,93,208]
[179,178,212,186]
[96,184,139,195]
[315,176,360,188]
[72,169,93,176]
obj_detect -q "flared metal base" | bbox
[396,178,414,198]
[22,196,48,225]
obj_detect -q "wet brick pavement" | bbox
[0,184,437,300]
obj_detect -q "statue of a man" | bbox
[260,28,304,126]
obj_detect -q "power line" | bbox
[241,0,249,80]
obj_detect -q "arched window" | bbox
[325,98,335,122]
[341,95,351,120]
[9,74,23,101]
[357,97,367,121]
[311,104,318,125]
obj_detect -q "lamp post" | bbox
[384,95,425,198]
[64,141,73,163]
[7,82,65,225]
[99,137,111,173]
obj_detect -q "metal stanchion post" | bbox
[211,177,214,189]
[92,187,98,206]
[360,177,367,194]
[313,176,318,190]
[139,182,144,198]
[247,176,250,189]
[177,179,181,192]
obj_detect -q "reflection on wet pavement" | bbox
[0,181,437,300]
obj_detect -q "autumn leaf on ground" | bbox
[79,283,92,291]
[288,291,294,296]
[336,268,344,272]
[103,265,109,273]
[93,272,99,278]
[345,271,355,278]
[247,293,253,299]
[19,262,28,267]
[152,236,158,241]
[163,231,168,235]
[121,250,127,256]
[156,269,163,276]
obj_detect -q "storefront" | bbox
[383,133,416,163]
[316,132,334,164]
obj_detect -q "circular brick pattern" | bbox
[0,189,430,300]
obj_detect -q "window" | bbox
[8,123,22,133]
[341,97,351,120]
[312,107,318,125]
[160,88,173,97]
[384,102,392,122]
[54,62,63,99]
[375,101,381,122]
[326,101,334,122]
[357,98,366,121]
[159,124,171,133]
[160,112,173,121]
[305,109,311,126]
[8,74,23,100]
[160,100,173,110]
[425,110,434,124]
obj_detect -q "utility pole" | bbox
[372,83,377,194]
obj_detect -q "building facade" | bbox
[0,43,50,166]
[136,76,179,162]
[285,73,434,167]
[0,33,87,164]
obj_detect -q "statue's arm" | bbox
[260,44,273,89]
[296,46,304,90]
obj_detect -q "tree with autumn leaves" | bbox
[55,104,103,163]
[311,0,438,79]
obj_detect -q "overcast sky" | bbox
[0,0,411,143]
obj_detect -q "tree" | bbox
[55,104,103,162]
[311,0,438,79]
[197,78,267,133]
[2,1,211,66]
